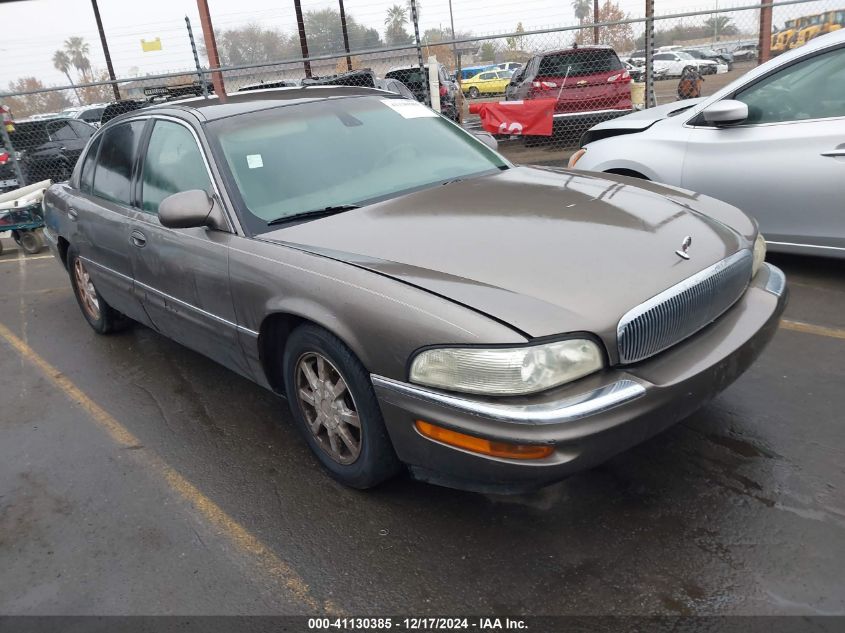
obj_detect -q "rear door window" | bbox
[91,120,145,206]
[538,50,623,76]
[79,135,101,193]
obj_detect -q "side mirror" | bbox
[702,99,749,125]
[472,131,498,150]
[159,189,227,230]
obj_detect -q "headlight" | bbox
[752,233,767,277]
[409,338,604,396]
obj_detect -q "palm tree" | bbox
[64,36,92,82]
[52,50,82,104]
[385,4,407,29]
[572,0,591,24]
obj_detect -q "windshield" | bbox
[208,96,508,234]
[676,52,694,60]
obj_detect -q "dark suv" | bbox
[384,64,459,121]
[505,46,632,129]
[8,118,95,184]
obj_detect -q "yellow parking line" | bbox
[781,319,845,341]
[0,320,339,615]
[0,254,53,264]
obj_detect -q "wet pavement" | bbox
[0,236,843,616]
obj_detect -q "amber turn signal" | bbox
[415,420,554,460]
[568,148,586,169]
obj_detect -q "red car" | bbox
[506,46,632,129]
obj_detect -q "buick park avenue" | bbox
[42,87,787,493]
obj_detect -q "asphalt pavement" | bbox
[0,235,843,616]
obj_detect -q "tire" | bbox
[282,324,401,489]
[67,245,131,334]
[19,230,42,255]
[468,87,480,99]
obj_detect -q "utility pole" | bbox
[338,0,352,71]
[593,0,600,44]
[294,0,312,78]
[90,0,120,101]
[196,0,226,97]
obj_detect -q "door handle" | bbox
[130,230,147,248]
[821,150,845,158]
[67,207,78,221]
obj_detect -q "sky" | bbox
[0,0,833,90]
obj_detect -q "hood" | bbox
[260,166,746,345]
[581,99,703,145]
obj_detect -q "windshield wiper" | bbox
[266,204,360,226]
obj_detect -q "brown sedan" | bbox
[42,87,787,493]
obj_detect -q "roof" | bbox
[110,85,390,123]
[541,45,617,55]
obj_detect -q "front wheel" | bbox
[67,245,131,334]
[468,86,480,99]
[283,324,401,489]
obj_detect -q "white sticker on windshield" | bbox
[381,99,438,119]
[246,154,264,169]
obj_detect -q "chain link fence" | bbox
[1,0,841,191]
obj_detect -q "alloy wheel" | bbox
[295,352,362,465]
[73,258,101,321]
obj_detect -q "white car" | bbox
[653,51,722,77]
[59,103,109,127]
[569,29,845,258]
[496,62,523,72]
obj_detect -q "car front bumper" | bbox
[372,263,787,493]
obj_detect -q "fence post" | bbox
[758,0,773,64]
[293,0,312,78]
[338,0,353,71]
[0,116,25,188]
[185,17,209,98]
[644,0,656,108]
[409,0,430,107]
[90,0,120,101]
[196,0,226,97]
[593,0,600,44]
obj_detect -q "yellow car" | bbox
[462,69,513,98]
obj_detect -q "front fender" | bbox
[229,238,527,385]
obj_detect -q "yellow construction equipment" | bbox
[792,14,825,49]
[816,9,845,37]
[771,19,798,55]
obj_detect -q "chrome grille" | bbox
[617,250,753,364]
